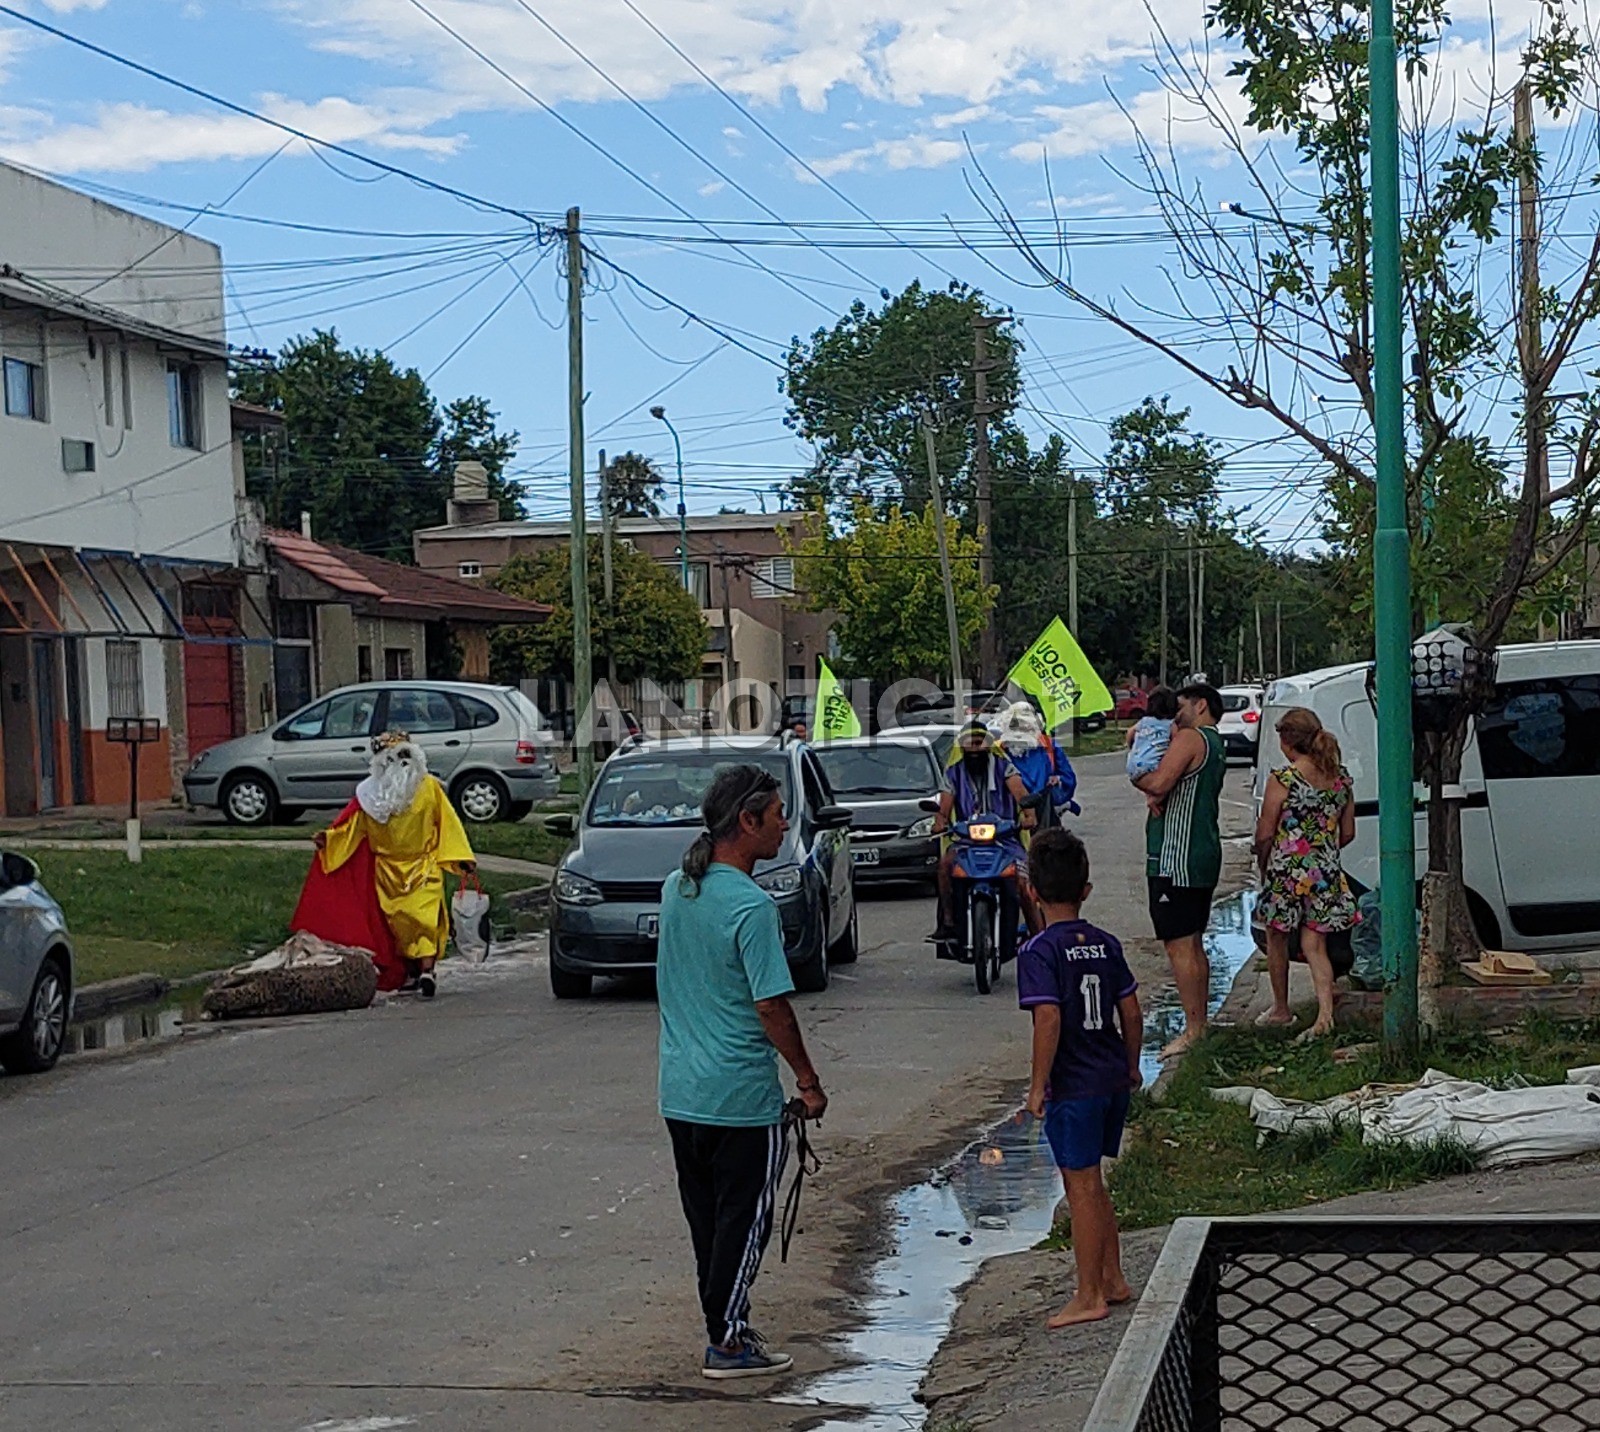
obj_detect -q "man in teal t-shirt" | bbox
[657,763,828,1381]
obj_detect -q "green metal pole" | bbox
[566,207,594,798]
[1369,0,1418,1064]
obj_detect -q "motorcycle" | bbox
[941,811,1024,995]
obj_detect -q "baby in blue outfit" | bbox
[1125,687,1179,782]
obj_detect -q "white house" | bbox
[0,162,270,814]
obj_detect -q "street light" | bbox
[651,405,689,590]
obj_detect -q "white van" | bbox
[1254,640,1600,954]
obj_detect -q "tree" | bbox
[602,452,666,518]
[490,542,706,685]
[234,329,522,560]
[791,499,994,681]
[977,0,1600,977]
[782,281,1021,515]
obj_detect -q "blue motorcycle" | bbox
[945,811,1024,995]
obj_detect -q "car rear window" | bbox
[1222,693,1253,712]
[817,744,938,795]
[506,689,548,730]
[456,694,502,730]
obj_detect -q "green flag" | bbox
[816,658,861,740]
[1007,617,1114,730]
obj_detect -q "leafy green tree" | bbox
[234,329,522,560]
[602,452,666,518]
[489,542,706,684]
[782,281,1020,515]
[791,499,994,681]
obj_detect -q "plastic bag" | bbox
[1349,887,1385,989]
[451,876,492,963]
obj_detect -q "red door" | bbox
[184,628,238,756]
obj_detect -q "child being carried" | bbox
[1125,687,1179,783]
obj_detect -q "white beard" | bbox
[356,742,428,823]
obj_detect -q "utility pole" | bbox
[1186,536,1196,676]
[972,314,1003,684]
[599,449,617,687]
[922,410,964,691]
[1275,598,1283,677]
[1159,547,1169,686]
[1255,601,1265,680]
[566,207,594,797]
[1197,541,1206,677]
[1516,79,1552,639]
[1237,626,1245,684]
[1370,0,1418,1064]
[1067,477,1080,636]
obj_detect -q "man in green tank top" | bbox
[1135,683,1225,1060]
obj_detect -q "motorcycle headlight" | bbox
[968,822,997,842]
[905,816,935,838]
[755,864,804,896]
[555,869,603,905]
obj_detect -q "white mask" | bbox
[356,740,428,822]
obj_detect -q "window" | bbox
[324,690,379,740]
[274,647,313,717]
[679,561,710,608]
[105,640,143,720]
[384,647,415,680]
[102,343,115,424]
[167,361,202,449]
[385,688,458,734]
[61,439,95,473]
[457,694,501,729]
[751,556,795,601]
[357,645,373,684]
[4,356,44,421]
[1478,675,1600,780]
[801,753,830,813]
[119,346,132,430]
[787,664,805,685]
[277,602,313,640]
[458,561,483,580]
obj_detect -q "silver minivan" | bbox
[0,851,75,1075]
[183,681,560,826]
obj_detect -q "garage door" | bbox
[184,631,238,756]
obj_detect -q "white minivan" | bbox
[1254,640,1600,954]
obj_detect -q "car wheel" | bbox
[829,898,860,965]
[221,772,277,827]
[549,959,592,999]
[507,800,535,823]
[454,772,510,824]
[792,909,830,993]
[0,955,69,1075]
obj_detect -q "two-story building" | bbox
[414,481,830,728]
[0,161,274,815]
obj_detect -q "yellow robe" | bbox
[321,776,475,961]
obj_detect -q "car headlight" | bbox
[755,864,804,896]
[555,869,603,905]
[188,749,211,772]
[905,816,935,838]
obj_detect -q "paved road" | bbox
[0,753,1254,1432]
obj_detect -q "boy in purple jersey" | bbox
[1017,828,1144,1329]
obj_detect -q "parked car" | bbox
[545,736,857,998]
[183,681,559,827]
[1255,640,1600,954]
[1114,687,1150,720]
[0,851,74,1075]
[892,717,958,766]
[814,734,943,888]
[1217,685,1265,757]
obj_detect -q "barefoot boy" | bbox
[1017,828,1144,1328]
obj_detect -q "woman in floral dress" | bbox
[1253,707,1358,1039]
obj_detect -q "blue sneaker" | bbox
[701,1330,794,1380]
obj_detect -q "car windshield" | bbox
[587,752,792,827]
[816,744,936,795]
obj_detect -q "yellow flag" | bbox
[1007,618,1113,729]
[816,658,861,740]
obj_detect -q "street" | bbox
[0,754,1253,1431]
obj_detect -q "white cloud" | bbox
[721,126,744,139]
[697,179,725,196]
[930,103,990,130]
[0,96,463,173]
[808,133,966,178]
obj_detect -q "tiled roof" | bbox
[264,529,549,624]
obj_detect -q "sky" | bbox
[0,0,1566,551]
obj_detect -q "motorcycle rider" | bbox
[996,701,1079,827]
[931,719,1039,945]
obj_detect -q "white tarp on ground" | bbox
[1211,1069,1600,1169]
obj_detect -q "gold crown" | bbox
[373,729,412,751]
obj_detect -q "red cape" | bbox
[290,799,407,991]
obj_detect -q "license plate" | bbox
[638,914,659,937]
[852,847,880,865]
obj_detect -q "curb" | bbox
[74,974,169,1022]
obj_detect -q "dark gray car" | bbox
[546,737,857,998]
[813,734,942,888]
[0,852,75,1075]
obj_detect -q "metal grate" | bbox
[1084,1218,1600,1432]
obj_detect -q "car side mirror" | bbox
[0,852,38,889]
[544,813,577,837]
[815,805,853,830]
[918,796,942,815]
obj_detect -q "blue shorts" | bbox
[1043,1092,1131,1171]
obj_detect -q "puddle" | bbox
[63,999,201,1056]
[1138,891,1258,1084]
[782,894,1259,1430]
[779,1110,1063,1430]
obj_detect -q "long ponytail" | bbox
[679,763,783,894]
[1276,706,1342,783]
[1307,728,1343,784]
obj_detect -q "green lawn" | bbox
[19,847,538,988]
[465,819,572,867]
